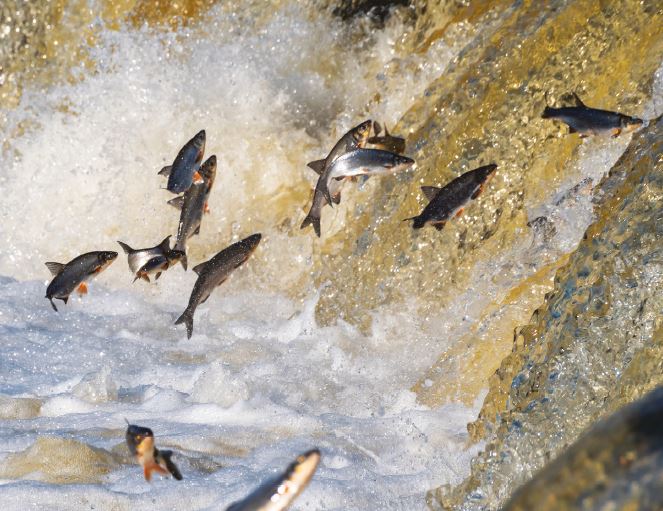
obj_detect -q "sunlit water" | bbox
[0,2,660,510]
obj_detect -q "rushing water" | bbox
[0,1,661,510]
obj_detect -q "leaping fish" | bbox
[175,233,261,339]
[117,236,184,283]
[301,120,372,237]
[125,424,183,482]
[45,251,118,311]
[542,93,642,137]
[171,155,217,270]
[159,129,206,194]
[225,449,320,511]
[405,164,497,230]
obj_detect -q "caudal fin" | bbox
[301,213,321,237]
[175,309,194,339]
[158,450,183,480]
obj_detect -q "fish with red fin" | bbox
[125,423,183,482]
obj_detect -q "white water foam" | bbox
[0,4,479,510]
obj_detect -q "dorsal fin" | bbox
[572,92,586,108]
[192,261,208,275]
[421,186,441,201]
[373,121,382,137]
[167,196,185,210]
[158,235,172,252]
[307,159,326,175]
[383,123,391,136]
[117,241,134,254]
[45,262,65,276]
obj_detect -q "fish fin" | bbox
[48,298,58,312]
[611,127,621,138]
[77,282,88,295]
[455,208,465,218]
[572,92,586,108]
[403,216,425,229]
[194,226,200,236]
[157,450,183,481]
[175,309,194,339]
[158,235,172,252]
[331,191,342,205]
[158,165,172,177]
[421,186,441,201]
[167,196,185,210]
[155,272,162,281]
[192,261,208,275]
[179,255,188,271]
[117,241,134,254]
[383,124,391,136]
[434,222,446,231]
[143,461,168,482]
[541,106,555,119]
[373,121,382,136]
[132,275,139,283]
[62,297,68,305]
[301,212,321,237]
[141,274,150,283]
[307,159,326,175]
[568,126,577,134]
[192,171,204,184]
[45,262,65,276]
[204,202,210,214]
[471,184,485,199]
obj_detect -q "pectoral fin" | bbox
[158,165,172,177]
[572,92,586,108]
[167,196,185,210]
[433,222,446,231]
[77,282,88,295]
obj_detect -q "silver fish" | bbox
[45,251,118,311]
[542,93,643,137]
[172,155,217,270]
[225,449,320,511]
[325,148,414,182]
[125,424,182,482]
[301,120,372,237]
[159,130,206,194]
[367,121,406,154]
[175,233,261,339]
[405,164,497,230]
[117,236,184,283]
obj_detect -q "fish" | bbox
[301,120,372,236]
[405,163,498,230]
[225,449,320,511]
[117,235,184,283]
[541,93,643,137]
[175,233,261,339]
[159,129,206,194]
[125,424,183,482]
[45,251,118,311]
[367,121,406,154]
[172,155,217,270]
[325,148,414,182]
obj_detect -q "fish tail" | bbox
[157,450,183,480]
[175,309,194,339]
[403,215,425,229]
[179,254,188,270]
[47,296,58,312]
[541,106,554,119]
[117,241,134,254]
[301,212,321,237]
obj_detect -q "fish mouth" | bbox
[241,233,262,253]
[290,449,321,484]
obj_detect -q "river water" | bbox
[0,1,661,510]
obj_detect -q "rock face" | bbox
[503,386,663,511]
[432,115,663,509]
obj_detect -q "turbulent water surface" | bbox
[0,1,662,510]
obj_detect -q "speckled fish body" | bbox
[225,449,320,511]
[175,233,261,339]
[45,251,117,311]
[161,130,206,194]
[407,164,498,230]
